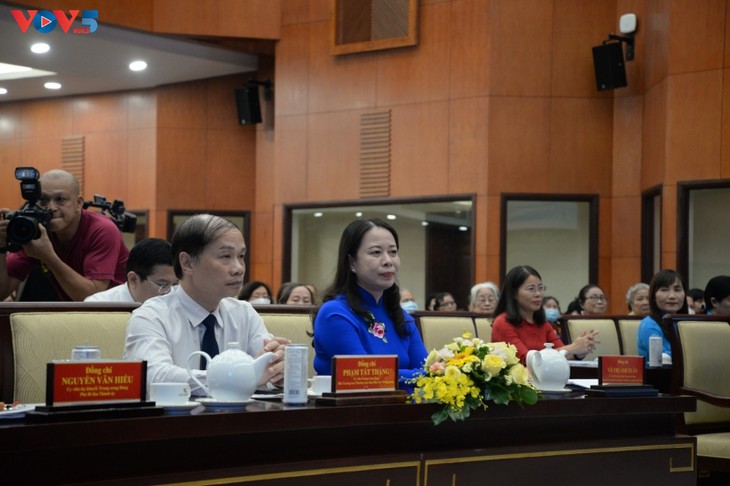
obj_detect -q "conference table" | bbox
[0,393,697,485]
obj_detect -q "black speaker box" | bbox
[592,42,627,91]
[235,86,262,125]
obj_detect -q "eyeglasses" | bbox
[148,280,178,295]
[523,285,547,294]
[586,295,607,302]
[476,297,496,304]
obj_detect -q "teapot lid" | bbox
[543,343,554,349]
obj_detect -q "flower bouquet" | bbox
[410,333,538,425]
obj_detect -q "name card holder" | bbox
[27,360,161,421]
[316,355,407,406]
[585,356,658,397]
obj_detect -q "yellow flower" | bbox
[482,354,506,376]
[508,363,530,386]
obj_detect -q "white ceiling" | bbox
[0,2,259,102]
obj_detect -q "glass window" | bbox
[286,197,473,310]
[502,195,597,312]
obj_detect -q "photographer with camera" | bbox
[0,169,129,301]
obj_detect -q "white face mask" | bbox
[401,301,419,313]
[249,297,271,305]
[544,308,560,323]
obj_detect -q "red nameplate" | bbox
[46,361,147,406]
[331,355,398,392]
[598,356,645,385]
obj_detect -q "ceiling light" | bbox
[129,60,147,72]
[0,88,7,95]
[355,212,363,217]
[421,221,429,226]
[30,43,50,54]
[459,226,469,232]
[313,212,323,218]
[44,82,62,90]
[387,214,396,220]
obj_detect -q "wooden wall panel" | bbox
[0,104,21,140]
[615,0,646,98]
[390,102,450,197]
[273,115,308,203]
[126,129,157,211]
[204,129,256,209]
[643,0,670,91]
[665,70,723,181]
[487,97,551,193]
[308,21,378,113]
[275,23,311,117]
[152,0,281,39]
[13,0,154,30]
[668,0,725,74]
[610,256,642,312]
[552,0,617,98]
[375,1,451,106]
[19,100,73,139]
[157,83,207,130]
[447,97,489,194]
[611,196,641,258]
[205,75,251,131]
[489,0,553,97]
[449,0,491,99]
[83,131,128,200]
[722,67,730,177]
[155,128,207,209]
[306,111,360,201]
[641,79,667,187]
[612,95,644,197]
[127,90,157,131]
[71,94,129,134]
[549,97,614,195]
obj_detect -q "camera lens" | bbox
[7,216,39,245]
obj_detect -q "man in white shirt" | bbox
[124,214,287,396]
[85,238,177,303]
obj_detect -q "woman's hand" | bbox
[569,329,600,359]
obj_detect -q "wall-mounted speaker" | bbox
[592,42,627,91]
[235,86,262,125]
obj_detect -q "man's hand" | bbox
[0,208,10,248]
[21,224,56,262]
[259,336,291,385]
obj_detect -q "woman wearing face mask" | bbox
[637,269,688,361]
[238,280,273,305]
[400,288,419,314]
[491,265,598,364]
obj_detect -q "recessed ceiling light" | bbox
[313,212,323,218]
[129,60,147,71]
[31,43,50,54]
[0,88,7,95]
[44,82,62,90]
[387,214,396,220]
[459,226,469,232]
[355,212,363,217]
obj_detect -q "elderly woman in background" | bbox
[313,219,427,390]
[568,284,608,315]
[468,281,499,316]
[626,282,650,316]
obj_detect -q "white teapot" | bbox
[186,342,275,401]
[526,343,570,392]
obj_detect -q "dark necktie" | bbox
[200,314,220,370]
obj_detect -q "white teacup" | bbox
[150,382,191,406]
[308,375,332,395]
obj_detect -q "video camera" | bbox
[83,195,137,233]
[3,167,53,252]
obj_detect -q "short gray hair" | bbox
[470,281,500,306]
[625,282,649,306]
[171,214,238,278]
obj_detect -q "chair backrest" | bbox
[617,319,641,355]
[473,317,492,341]
[10,311,132,403]
[673,320,730,427]
[259,312,315,379]
[416,314,476,352]
[565,318,621,361]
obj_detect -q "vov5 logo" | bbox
[11,10,98,34]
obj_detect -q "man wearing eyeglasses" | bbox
[85,238,177,304]
[0,169,129,301]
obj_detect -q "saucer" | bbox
[196,398,254,411]
[538,388,572,395]
[160,401,201,413]
[0,403,38,419]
